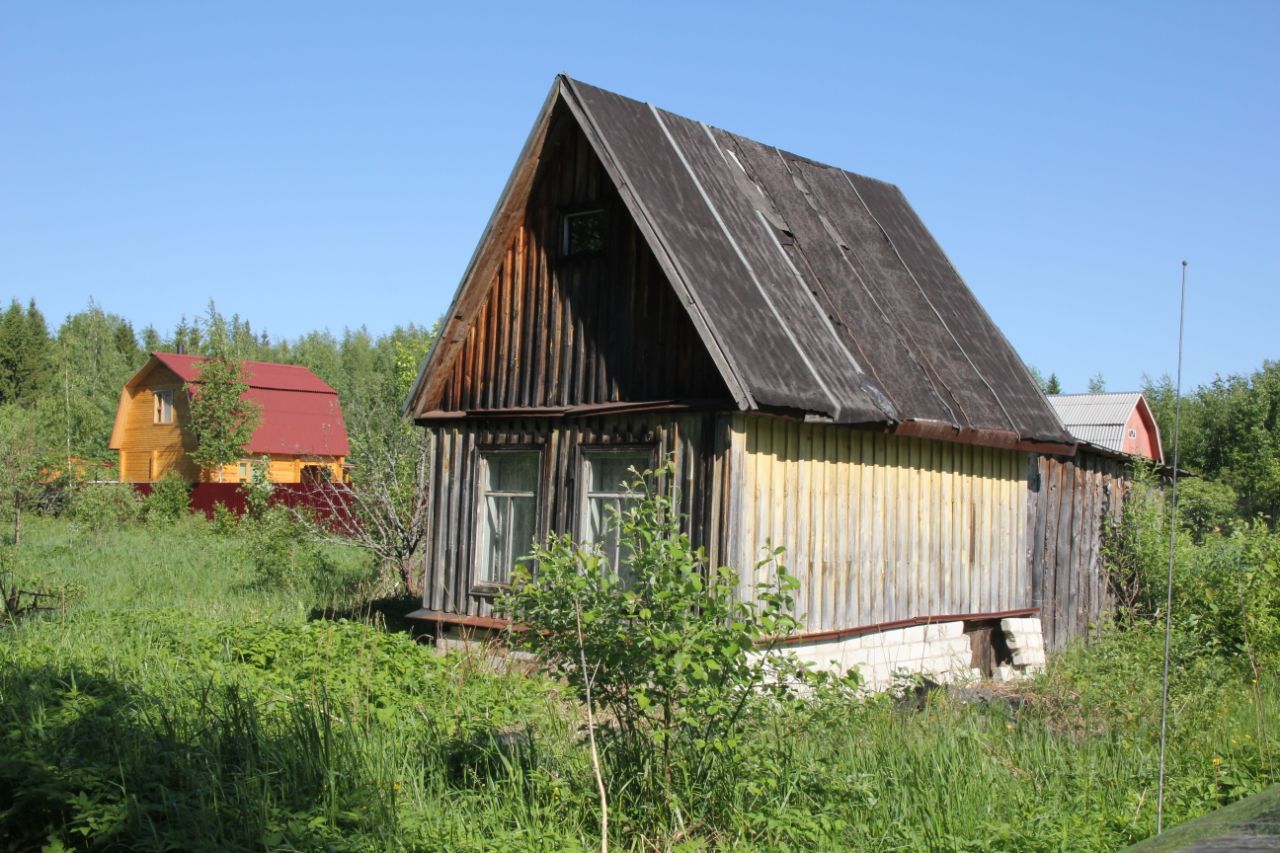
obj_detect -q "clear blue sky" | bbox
[3,2,1277,393]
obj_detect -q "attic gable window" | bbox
[562,209,606,257]
[154,389,174,424]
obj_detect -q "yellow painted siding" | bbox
[210,455,344,485]
[116,367,198,482]
[729,415,1030,632]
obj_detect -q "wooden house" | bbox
[1048,392,1163,463]
[109,353,349,484]
[406,76,1108,685]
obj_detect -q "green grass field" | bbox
[1,515,1275,851]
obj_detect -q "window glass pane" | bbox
[483,495,508,585]
[154,389,173,423]
[581,450,650,585]
[477,451,538,587]
[589,452,648,495]
[485,452,537,493]
[508,495,536,572]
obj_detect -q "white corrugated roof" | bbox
[1047,392,1144,454]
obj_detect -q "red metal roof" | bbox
[152,352,337,394]
[145,353,349,457]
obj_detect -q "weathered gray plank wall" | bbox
[422,413,717,620]
[432,106,727,414]
[1028,449,1129,649]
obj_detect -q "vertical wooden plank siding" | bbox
[431,111,727,414]
[731,415,1031,632]
[1027,450,1129,649]
[421,413,717,620]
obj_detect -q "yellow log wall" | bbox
[727,414,1030,633]
[116,368,198,482]
[208,455,344,485]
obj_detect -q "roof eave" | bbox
[404,78,565,419]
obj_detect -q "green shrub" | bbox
[239,455,274,520]
[1179,477,1240,542]
[145,472,191,523]
[242,505,334,591]
[499,462,806,840]
[67,483,143,531]
[210,500,238,534]
[1104,465,1280,669]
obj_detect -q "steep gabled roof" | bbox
[1048,392,1161,461]
[409,75,1074,452]
[109,353,349,457]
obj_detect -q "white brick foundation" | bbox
[998,617,1046,676]
[778,620,976,692]
[771,616,1048,691]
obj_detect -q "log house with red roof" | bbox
[109,353,349,484]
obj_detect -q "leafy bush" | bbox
[242,505,335,591]
[500,462,806,840]
[1178,477,1240,542]
[210,500,238,535]
[239,455,273,520]
[67,483,143,531]
[145,471,191,523]
[1104,465,1280,669]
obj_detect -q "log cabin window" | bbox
[579,449,651,586]
[475,450,539,589]
[562,209,605,257]
[153,389,174,424]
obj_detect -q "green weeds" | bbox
[0,514,1276,850]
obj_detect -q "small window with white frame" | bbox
[475,450,540,589]
[154,389,174,424]
[579,448,651,586]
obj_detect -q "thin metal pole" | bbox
[1156,261,1188,834]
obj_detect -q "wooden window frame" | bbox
[472,446,543,595]
[153,388,174,424]
[575,444,657,584]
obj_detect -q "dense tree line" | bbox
[0,297,435,468]
[1145,362,1280,530]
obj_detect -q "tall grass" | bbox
[0,516,1276,850]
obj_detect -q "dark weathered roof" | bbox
[409,75,1074,451]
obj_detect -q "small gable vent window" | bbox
[562,209,606,257]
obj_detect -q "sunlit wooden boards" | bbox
[725,414,1031,633]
